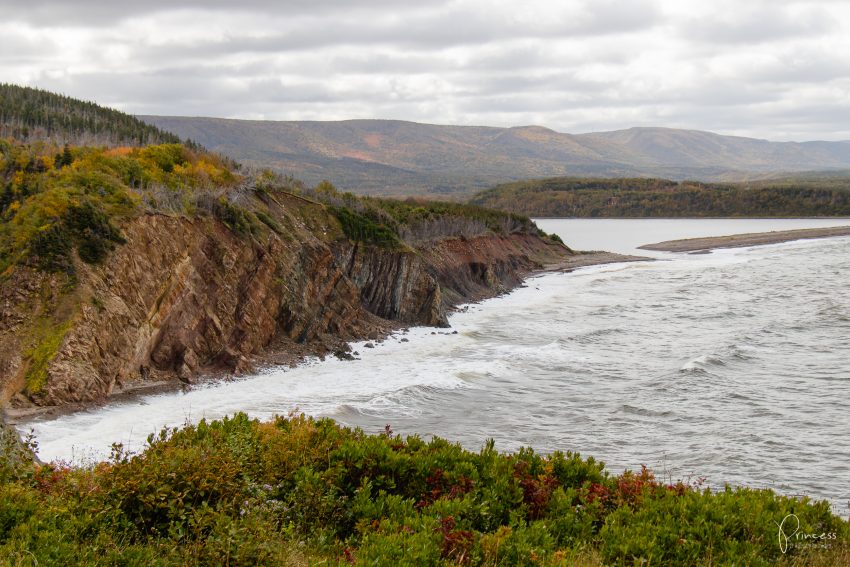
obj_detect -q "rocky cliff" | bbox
[1,192,569,412]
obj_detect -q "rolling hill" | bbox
[141,116,850,197]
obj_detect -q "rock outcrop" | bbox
[1,195,569,411]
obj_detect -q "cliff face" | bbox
[420,233,557,307]
[1,202,569,411]
[334,243,444,326]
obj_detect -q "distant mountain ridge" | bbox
[141,116,850,197]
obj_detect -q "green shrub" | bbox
[254,210,282,234]
[1,414,847,565]
[0,484,39,544]
[0,140,244,276]
[25,200,126,273]
[103,417,254,539]
[599,485,844,566]
[329,205,402,247]
[356,516,443,567]
[65,201,126,263]
[139,144,189,174]
[29,222,74,272]
[0,423,36,485]
[212,197,258,237]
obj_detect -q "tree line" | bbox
[0,83,188,148]
[471,176,850,217]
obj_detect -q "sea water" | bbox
[21,218,850,515]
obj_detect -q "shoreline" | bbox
[638,225,850,252]
[9,250,644,427]
[10,246,848,522]
[542,250,653,272]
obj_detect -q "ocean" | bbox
[22,218,850,515]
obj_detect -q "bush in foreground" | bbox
[1,414,847,566]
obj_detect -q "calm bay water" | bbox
[21,218,850,515]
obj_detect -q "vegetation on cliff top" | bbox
[471,176,850,217]
[0,83,185,147]
[0,137,554,278]
[1,413,847,566]
[0,140,242,276]
[305,180,543,248]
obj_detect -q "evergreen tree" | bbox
[0,83,185,147]
[61,144,73,167]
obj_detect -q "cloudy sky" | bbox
[2,0,849,141]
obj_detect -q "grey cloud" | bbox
[461,45,629,72]
[34,71,352,108]
[454,92,590,114]
[659,82,780,107]
[453,72,614,99]
[0,31,60,60]
[760,99,850,126]
[3,0,849,141]
[0,0,429,26]
[572,0,662,35]
[326,53,453,75]
[117,0,662,57]
[746,50,850,84]
[681,4,835,45]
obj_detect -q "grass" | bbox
[254,210,282,234]
[22,317,75,394]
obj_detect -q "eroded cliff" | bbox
[1,192,570,411]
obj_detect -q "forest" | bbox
[470,176,850,217]
[0,83,184,147]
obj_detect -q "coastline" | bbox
[543,250,653,272]
[9,250,644,427]
[11,233,849,525]
[638,225,850,252]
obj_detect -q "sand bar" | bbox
[639,225,850,253]
[543,251,653,272]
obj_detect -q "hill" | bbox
[141,116,850,197]
[470,176,850,217]
[1,83,183,147]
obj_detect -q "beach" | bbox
[639,225,850,252]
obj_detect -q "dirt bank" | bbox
[1,195,573,413]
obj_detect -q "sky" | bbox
[2,0,849,141]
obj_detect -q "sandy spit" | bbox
[639,225,850,253]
